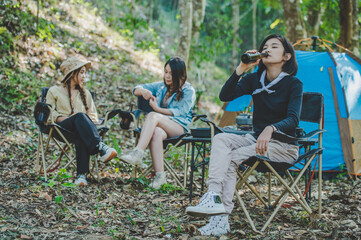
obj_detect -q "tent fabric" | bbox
[332,53,361,120]
[223,50,360,173]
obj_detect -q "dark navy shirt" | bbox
[219,71,303,142]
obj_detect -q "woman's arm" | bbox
[46,87,64,123]
[149,97,173,115]
[167,86,196,118]
[134,87,154,100]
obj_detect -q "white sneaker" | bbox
[186,191,227,217]
[74,174,88,186]
[98,142,118,162]
[199,214,230,236]
[149,172,167,189]
[119,147,144,167]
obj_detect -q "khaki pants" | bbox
[207,133,299,214]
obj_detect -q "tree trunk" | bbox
[110,0,115,27]
[147,0,153,25]
[281,0,307,43]
[176,0,193,66]
[252,0,258,49]
[231,0,240,71]
[306,1,324,36]
[191,0,206,45]
[350,0,359,55]
[338,0,352,49]
[36,0,40,31]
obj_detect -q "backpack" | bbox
[34,102,51,126]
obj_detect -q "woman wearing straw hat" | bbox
[46,56,118,186]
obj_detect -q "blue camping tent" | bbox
[225,50,361,174]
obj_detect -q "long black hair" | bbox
[257,34,298,76]
[164,57,187,101]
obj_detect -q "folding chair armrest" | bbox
[200,117,224,139]
[199,118,252,137]
[295,148,324,165]
[272,130,299,143]
[273,129,326,144]
[48,123,73,135]
[200,118,224,132]
[97,126,109,138]
[191,113,208,123]
[302,129,326,139]
[105,108,123,120]
[100,108,122,127]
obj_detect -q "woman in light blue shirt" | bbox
[120,57,196,189]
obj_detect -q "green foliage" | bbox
[40,169,76,206]
[0,27,15,54]
[0,1,36,36]
[158,183,184,194]
[87,0,160,51]
[0,67,44,113]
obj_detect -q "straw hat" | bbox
[60,56,91,82]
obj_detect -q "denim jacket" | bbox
[133,81,196,131]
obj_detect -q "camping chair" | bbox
[34,87,119,182]
[116,96,207,188]
[201,92,325,232]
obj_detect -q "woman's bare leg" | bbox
[136,112,184,150]
[149,127,167,172]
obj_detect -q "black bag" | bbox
[34,102,51,126]
[119,110,133,130]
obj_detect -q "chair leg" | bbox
[268,172,271,206]
[164,160,183,187]
[95,156,100,182]
[273,171,309,209]
[189,142,195,202]
[36,133,41,173]
[286,171,309,205]
[183,143,190,188]
[132,167,137,178]
[39,132,47,182]
[236,162,260,189]
[261,190,291,232]
[235,191,261,233]
[264,161,312,214]
[236,170,268,207]
[318,155,322,217]
[141,165,153,177]
[201,142,207,192]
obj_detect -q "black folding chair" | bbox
[34,87,119,182]
[200,92,325,232]
[115,96,211,188]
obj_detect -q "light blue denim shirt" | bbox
[133,81,196,131]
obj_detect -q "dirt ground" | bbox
[1,113,361,240]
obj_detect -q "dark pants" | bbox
[57,113,101,176]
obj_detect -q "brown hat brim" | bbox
[61,61,91,83]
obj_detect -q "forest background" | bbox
[1,0,361,239]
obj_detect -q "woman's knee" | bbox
[145,112,162,122]
[74,112,88,119]
[213,133,229,143]
[151,127,167,142]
